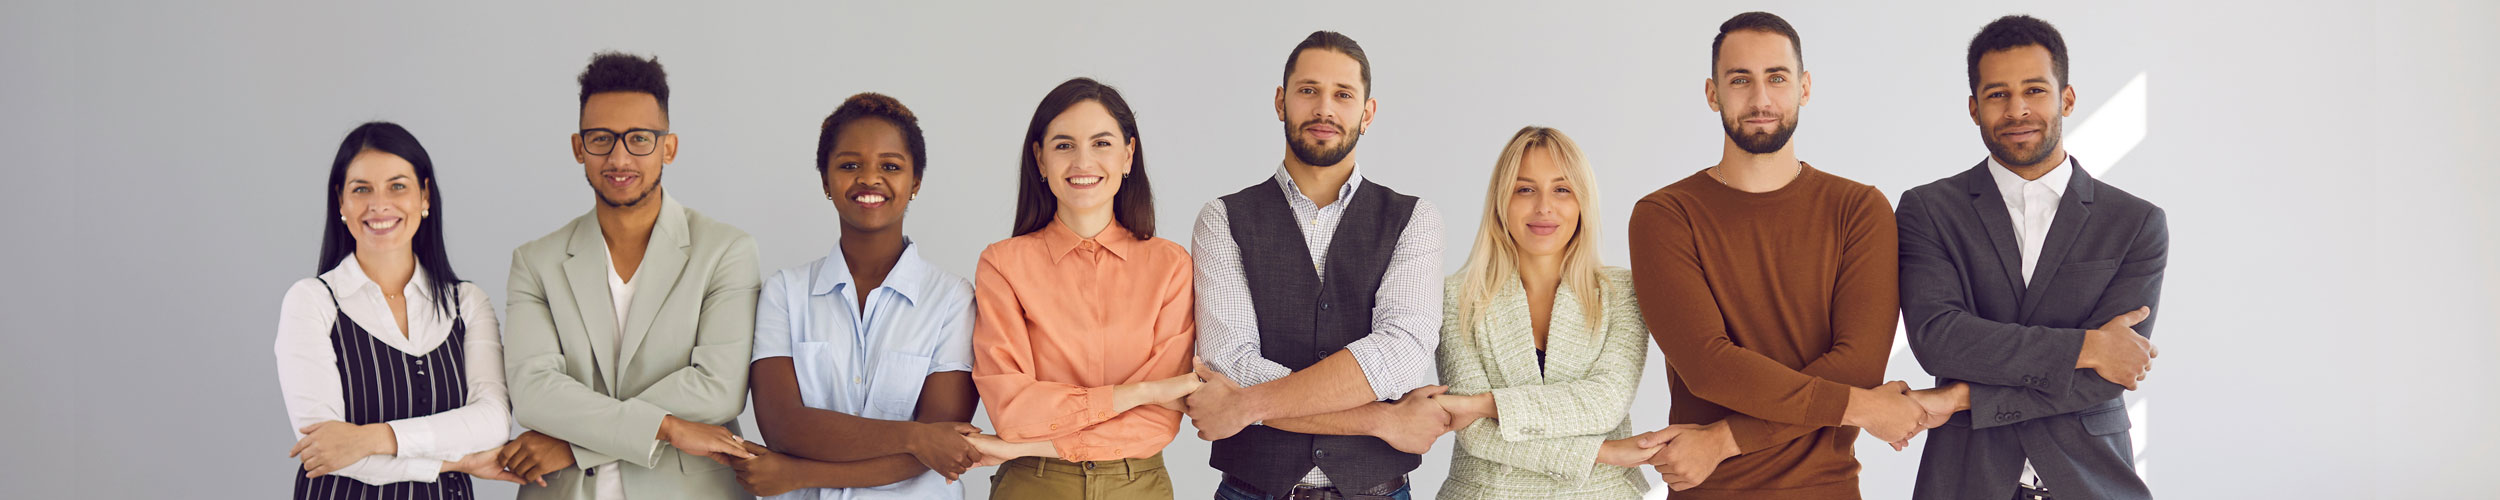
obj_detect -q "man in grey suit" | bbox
[498,51,761,499]
[1896,16,2166,500]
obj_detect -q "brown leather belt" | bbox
[1222,474,1408,500]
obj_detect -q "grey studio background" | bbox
[3,0,2494,498]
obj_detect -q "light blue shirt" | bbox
[752,240,975,500]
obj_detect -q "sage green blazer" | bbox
[1436,267,1652,500]
[503,195,759,499]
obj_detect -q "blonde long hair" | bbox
[1454,126,1607,333]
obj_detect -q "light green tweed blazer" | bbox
[1436,267,1652,500]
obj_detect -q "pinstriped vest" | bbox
[294,277,474,500]
[1211,177,1420,496]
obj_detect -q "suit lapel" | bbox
[2017,161,2099,323]
[1543,284,1598,380]
[1961,162,2030,302]
[562,215,622,392]
[617,196,691,377]
[1474,277,1542,387]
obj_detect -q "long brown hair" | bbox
[1012,77,1154,239]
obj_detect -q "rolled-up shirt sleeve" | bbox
[1340,200,1445,399]
[1190,201,1296,386]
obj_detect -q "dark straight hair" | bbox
[319,121,461,317]
[1011,77,1155,240]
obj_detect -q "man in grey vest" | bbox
[1897,15,2165,500]
[1183,30,1450,500]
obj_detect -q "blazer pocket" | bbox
[2078,404,2132,436]
[678,446,733,474]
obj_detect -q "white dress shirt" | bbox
[596,240,641,500]
[1190,164,1446,486]
[1988,154,2075,487]
[275,254,509,485]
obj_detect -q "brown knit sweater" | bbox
[1626,164,1900,500]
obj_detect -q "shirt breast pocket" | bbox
[790,341,842,410]
[862,351,933,421]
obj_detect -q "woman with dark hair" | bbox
[275,121,519,499]
[726,93,985,499]
[965,77,1200,499]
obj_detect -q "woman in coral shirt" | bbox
[965,77,1202,500]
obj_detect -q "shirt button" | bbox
[1313,448,1328,459]
[586,467,597,477]
[1050,423,1061,430]
[855,377,864,384]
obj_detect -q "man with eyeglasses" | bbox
[500,51,763,500]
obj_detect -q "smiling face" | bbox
[1971,44,2075,168]
[1032,100,1134,217]
[1708,30,1810,155]
[1505,147,1582,260]
[1277,48,1374,168]
[574,91,675,208]
[823,118,919,235]
[337,149,430,253]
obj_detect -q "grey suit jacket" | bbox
[503,195,759,500]
[1896,160,2165,500]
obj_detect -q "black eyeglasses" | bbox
[579,128,670,156]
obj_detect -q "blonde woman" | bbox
[1431,126,1654,499]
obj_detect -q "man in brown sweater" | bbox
[1624,12,1926,500]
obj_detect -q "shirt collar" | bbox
[321,253,435,304]
[1988,155,2076,200]
[1041,219,1139,263]
[809,238,932,304]
[1273,162,1364,207]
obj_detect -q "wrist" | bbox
[1949,382,1973,412]
[1840,387,1871,427]
[1702,421,1741,458]
[657,414,682,442]
[2075,329,2104,369]
[368,423,399,456]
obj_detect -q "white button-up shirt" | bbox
[1987,155,2076,487]
[274,255,508,485]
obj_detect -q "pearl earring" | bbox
[421,209,430,218]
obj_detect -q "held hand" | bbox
[1153,372,1203,413]
[2080,307,2157,390]
[729,441,803,497]
[1436,393,1494,433]
[1375,386,1453,454]
[1844,381,1924,445]
[291,421,395,478]
[963,433,1019,469]
[495,430,574,487]
[1595,437,1662,468]
[659,415,756,465]
[452,445,524,484]
[1184,358,1257,441]
[1638,423,1740,491]
[907,422,985,481]
[1895,383,1969,451]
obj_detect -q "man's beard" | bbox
[1286,118,1362,167]
[589,171,662,208]
[1984,116,2064,168]
[1721,109,1799,155]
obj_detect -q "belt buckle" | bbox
[2016,482,2052,500]
[1287,483,1332,500]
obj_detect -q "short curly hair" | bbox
[578,51,670,119]
[816,92,927,178]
